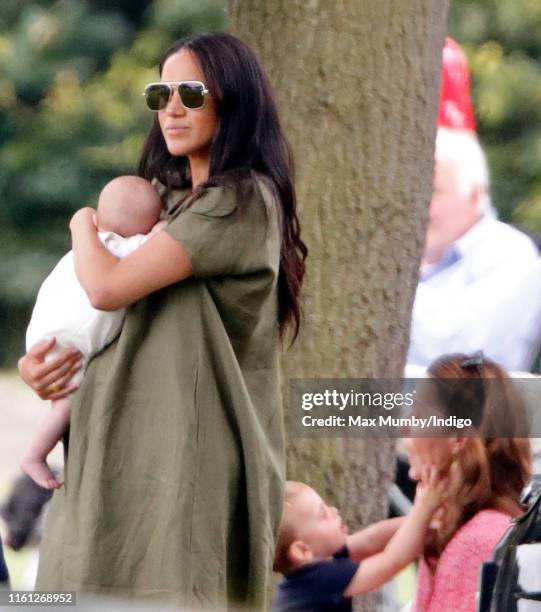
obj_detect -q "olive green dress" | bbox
[35,175,286,610]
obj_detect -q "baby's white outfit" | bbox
[26,231,150,383]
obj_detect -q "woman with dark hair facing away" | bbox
[18,32,306,609]
[405,353,531,612]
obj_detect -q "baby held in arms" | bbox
[22,176,165,489]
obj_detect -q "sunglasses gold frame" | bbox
[142,80,209,111]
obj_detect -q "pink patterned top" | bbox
[411,509,512,612]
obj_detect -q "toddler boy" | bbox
[273,466,446,611]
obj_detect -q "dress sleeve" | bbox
[164,181,273,279]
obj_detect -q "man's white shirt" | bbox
[407,214,541,371]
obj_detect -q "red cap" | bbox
[438,37,476,131]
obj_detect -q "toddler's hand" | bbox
[413,464,448,514]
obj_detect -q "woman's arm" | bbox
[70,208,193,311]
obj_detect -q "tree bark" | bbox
[228,2,449,609]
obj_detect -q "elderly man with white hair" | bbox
[407,127,541,372]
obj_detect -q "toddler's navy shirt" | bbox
[272,545,359,612]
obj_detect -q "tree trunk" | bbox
[228,2,449,609]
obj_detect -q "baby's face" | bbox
[292,487,348,559]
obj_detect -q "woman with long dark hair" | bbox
[18,32,306,609]
[405,354,531,612]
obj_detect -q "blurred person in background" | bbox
[1,474,53,552]
[405,353,531,612]
[407,39,541,372]
[0,474,55,590]
[0,535,9,588]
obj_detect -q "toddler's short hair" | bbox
[273,481,306,574]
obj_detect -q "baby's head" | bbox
[96,176,162,237]
[273,481,348,575]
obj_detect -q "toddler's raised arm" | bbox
[344,465,446,596]
[346,517,405,562]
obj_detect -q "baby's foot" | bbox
[20,457,63,490]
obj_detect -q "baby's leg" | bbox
[20,398,72,490]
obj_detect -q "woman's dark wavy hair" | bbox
[138,32,307,342]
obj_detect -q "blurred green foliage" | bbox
[1,1,540,366]
[449,1,541,226]
[0,0,226,365]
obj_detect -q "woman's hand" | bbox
[69,207,96,233]
[18,338,82,401]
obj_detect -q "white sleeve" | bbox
[98,232,151,258]
[25,251,125,363]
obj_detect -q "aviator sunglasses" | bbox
[142,80,209,111]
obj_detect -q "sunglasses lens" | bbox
[144,84,170,111]
[178,82,206,109]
